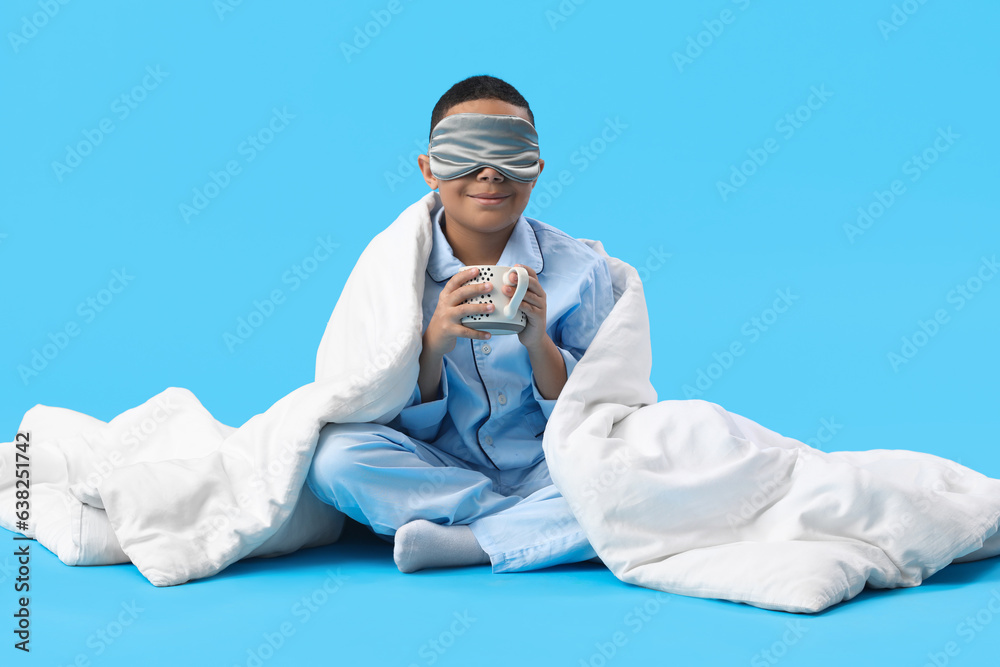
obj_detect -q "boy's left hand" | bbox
[503,264,548,351]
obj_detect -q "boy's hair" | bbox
[429,74,534,141]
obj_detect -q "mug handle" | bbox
[503,266,529,319]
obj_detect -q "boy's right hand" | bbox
[423,267,496,357]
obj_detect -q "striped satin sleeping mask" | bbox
[428,113,540,182]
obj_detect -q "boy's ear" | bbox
[417,154,439,190]
[529,158,545,190]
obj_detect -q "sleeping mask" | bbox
[428,113,540,182]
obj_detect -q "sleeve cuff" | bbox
[531,346,579,421]
[395,360,449,441]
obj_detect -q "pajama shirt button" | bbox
[482,344,491,354]
[497,393,507,405]
[483,435,493,446]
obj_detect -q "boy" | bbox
[306,74,615,574]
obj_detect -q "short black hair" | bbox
[429,74,534,142]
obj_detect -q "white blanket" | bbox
[3,190,999,612]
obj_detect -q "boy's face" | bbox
[418,99,545,237]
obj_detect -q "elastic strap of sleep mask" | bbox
[428,113,540,182]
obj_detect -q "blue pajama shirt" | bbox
[307,203,615,572]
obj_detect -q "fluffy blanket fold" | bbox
[3,191,999,612]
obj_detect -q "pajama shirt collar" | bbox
[425,204,544,284]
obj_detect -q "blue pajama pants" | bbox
[305,421,598,573]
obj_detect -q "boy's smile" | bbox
[418,99,545,266]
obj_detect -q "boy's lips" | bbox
[469,192,510,206]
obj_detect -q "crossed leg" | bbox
[306,421,598,573]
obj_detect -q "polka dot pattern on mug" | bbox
[460,266,494,322]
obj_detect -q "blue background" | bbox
[2,1,998,665]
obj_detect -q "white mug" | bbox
[458,265,529,335]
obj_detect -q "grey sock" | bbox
[393,519,491,573]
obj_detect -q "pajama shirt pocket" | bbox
[523,407,548,439]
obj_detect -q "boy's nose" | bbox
[476,167,504,181]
